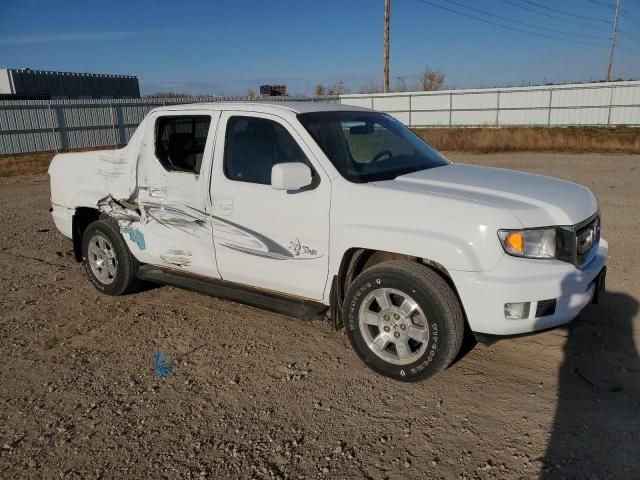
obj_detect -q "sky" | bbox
[1,0,639,96]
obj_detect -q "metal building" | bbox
[0,68,140,99]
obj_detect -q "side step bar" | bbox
[137,265,328,321]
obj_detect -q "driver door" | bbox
[210,112,331,300]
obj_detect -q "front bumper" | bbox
[450,238,608,335]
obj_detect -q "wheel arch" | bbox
[331,247,464,330]
[72,207,101,261]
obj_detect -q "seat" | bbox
[167,132,196,171]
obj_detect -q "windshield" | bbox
[298,111,449,183]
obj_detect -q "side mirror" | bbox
[271,163,313,191]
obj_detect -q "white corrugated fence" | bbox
[340,80,640,128]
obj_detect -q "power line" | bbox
[619,30,640,45]
[439,0,610,39]
[617,44,640,56]
[621,9,640,23]
[413,0,608,46]
[514,0,611,24]
[620,9,640,27]
[586,0,615,8]
[500,0,610,30]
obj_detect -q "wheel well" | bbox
[331,248,458,329]
[72,207,101,261]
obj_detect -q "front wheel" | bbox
[81,219,141,296]
[344,260,464,382]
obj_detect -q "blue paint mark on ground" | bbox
[153,351,173,377]
[122,227,146,250]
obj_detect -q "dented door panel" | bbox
[101,110,222,279]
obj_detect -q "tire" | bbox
[81,219,141,296]
[344,260,464,382]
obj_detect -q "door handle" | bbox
[214,196,234,215]
[146,186,167,201]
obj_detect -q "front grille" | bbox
[575,216,600,266]
[535,299,557,318]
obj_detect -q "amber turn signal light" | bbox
[504,231,524,255]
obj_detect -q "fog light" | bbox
[504,302,530,320]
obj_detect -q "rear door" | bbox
[132,109,221,278]
[210,111,331,300]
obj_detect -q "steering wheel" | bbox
[371,150,393,163]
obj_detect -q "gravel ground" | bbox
[0,153,639,479]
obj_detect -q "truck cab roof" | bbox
[148,101,372,116]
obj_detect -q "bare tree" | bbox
[418,68,445,91]
[326,81,350,96]
[359,68,446,94]
[360,79,384,94]
[394,76,408,92]
[314,84,326,96]
[247,89,256,99]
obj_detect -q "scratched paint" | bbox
[98,195,322,262]
[142,203,208,236]
[160,249,192,267]
[122,227,146,250]
[97,195,140,225]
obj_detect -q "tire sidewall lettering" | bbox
[346,280,375,331]
[409,323,439,375]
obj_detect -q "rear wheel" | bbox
[81,219,141,296]
[344,260,464,382]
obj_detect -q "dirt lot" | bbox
[0,153,638,479]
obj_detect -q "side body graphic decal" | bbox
[97,195,322,264]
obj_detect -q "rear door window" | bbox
[155,116,211,174]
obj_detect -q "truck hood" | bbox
[386,163,598,227]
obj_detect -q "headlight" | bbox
[498,228,556,259]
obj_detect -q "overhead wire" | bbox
[616,44,640,56]
[619,30,640,45]
[414,0,638,57]
[585,0,615,8]
[500,0,611,30]
[620,9,640,27]
[439,0,611,39]
[413,0,609,46]
[513,0,611,24]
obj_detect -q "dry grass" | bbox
[0,147,117,178]
[1,127,638,178]
[416,127,640,154]
[0,153,55,178]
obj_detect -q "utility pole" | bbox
[384,0,390,93]
[607,0,621,82]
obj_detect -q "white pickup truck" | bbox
[49,102,607,381]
